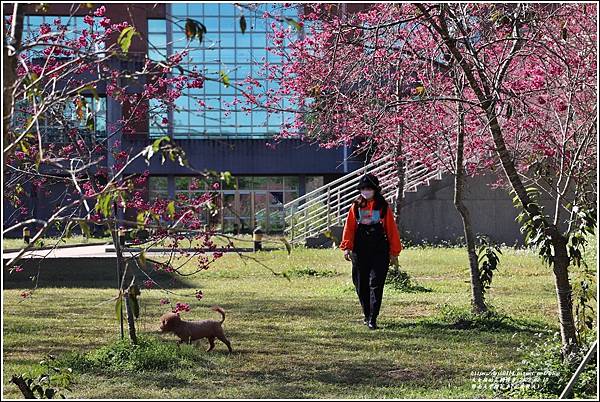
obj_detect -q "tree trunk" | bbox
[454,89,487,314]
[394,143,405,229]
[550,226,578,352]
[454,192,486,314]
[3,4,24,156]
[124,292,138,344]
[110,204,125,339]
[485,108,577,348]
[416,2,578,350]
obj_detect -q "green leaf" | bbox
[130,296,140,318]
[35,3,49,13]
[284,17,302,31]
[79,221,91,238]
[136,211,146,227]
[138,251,147,268]
[220,171,233,185]
[115,295,123,323]
[185,19,197,40]
[117,27,137,54]
[219,71,230,87]
[153,135,169,152]
[239,15,247,34]
[86,114,95,131]
[166,201,175,219]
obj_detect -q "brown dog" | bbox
[159,306,233,352]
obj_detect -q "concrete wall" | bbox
[121,138,362,176]
[399,173,558,246]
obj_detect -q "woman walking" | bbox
[340,174,402,330]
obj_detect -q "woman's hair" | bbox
[353,189,388,212]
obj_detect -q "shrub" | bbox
[279,267,338,278]
[60,335,211,374]
[385,268,431,293]
[434,305,545,332]
[501,332,597,398]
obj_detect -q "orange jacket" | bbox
[339,199,403,256]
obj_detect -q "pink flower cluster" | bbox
[172,302,191,314]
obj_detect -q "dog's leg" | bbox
[206,336,215,352]
[216,333,233,353]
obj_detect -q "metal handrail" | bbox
[284,161,397,216]
[284,151,449,244]
[282,155,396,208]
[285,170,395,217]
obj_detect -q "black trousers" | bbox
[351,223,390,322]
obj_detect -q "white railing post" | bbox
[290,204,295,243]
[304,205,308,237]
[336,186,341,225]
[326,185,331,229]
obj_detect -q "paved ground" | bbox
[2,244,115,259]
[2,244,269,260]
[2,245,198,289]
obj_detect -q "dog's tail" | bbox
[211,305,225,323]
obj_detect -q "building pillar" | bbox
[167,175,175,199]
[298,174,306,197]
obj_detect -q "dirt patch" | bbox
[385,364,456,382]
[386,368,422,381]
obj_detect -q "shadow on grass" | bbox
[3,295,550,398]
[3,258,194,289]
[383,309,549,334]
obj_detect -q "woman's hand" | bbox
[344,249,352,261]
[390,254,399,267]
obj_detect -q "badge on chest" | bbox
[358,208,381,225]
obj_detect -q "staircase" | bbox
[283,153,445,246]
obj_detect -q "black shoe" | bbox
[368,320,378,330]
[362,318,368,325]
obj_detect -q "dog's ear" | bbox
[166,313,181,325]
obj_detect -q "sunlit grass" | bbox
[3,242,596,399]
[2,236,111,250]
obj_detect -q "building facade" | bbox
[6,3,363,235]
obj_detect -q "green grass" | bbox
[136,233,280,249]
[3,243,597,399]
[2,236,111,250]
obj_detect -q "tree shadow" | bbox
[383,315,548,334]
[2,258,194,289]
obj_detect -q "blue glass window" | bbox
[147,3,299,139]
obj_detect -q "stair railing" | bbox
[284,152,448,244]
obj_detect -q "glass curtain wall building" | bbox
[147,3,296,140]
[9,3,353,236]
[19,15,107,143]
[145,4,312,233]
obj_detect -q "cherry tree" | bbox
[258,3,496,312]
[260,3,597,349]
[414,3,597,351]
[1,3,240,342]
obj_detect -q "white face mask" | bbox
[360,189,375,199]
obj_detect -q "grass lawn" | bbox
[2,236,111,250]
[2,244,597,399]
